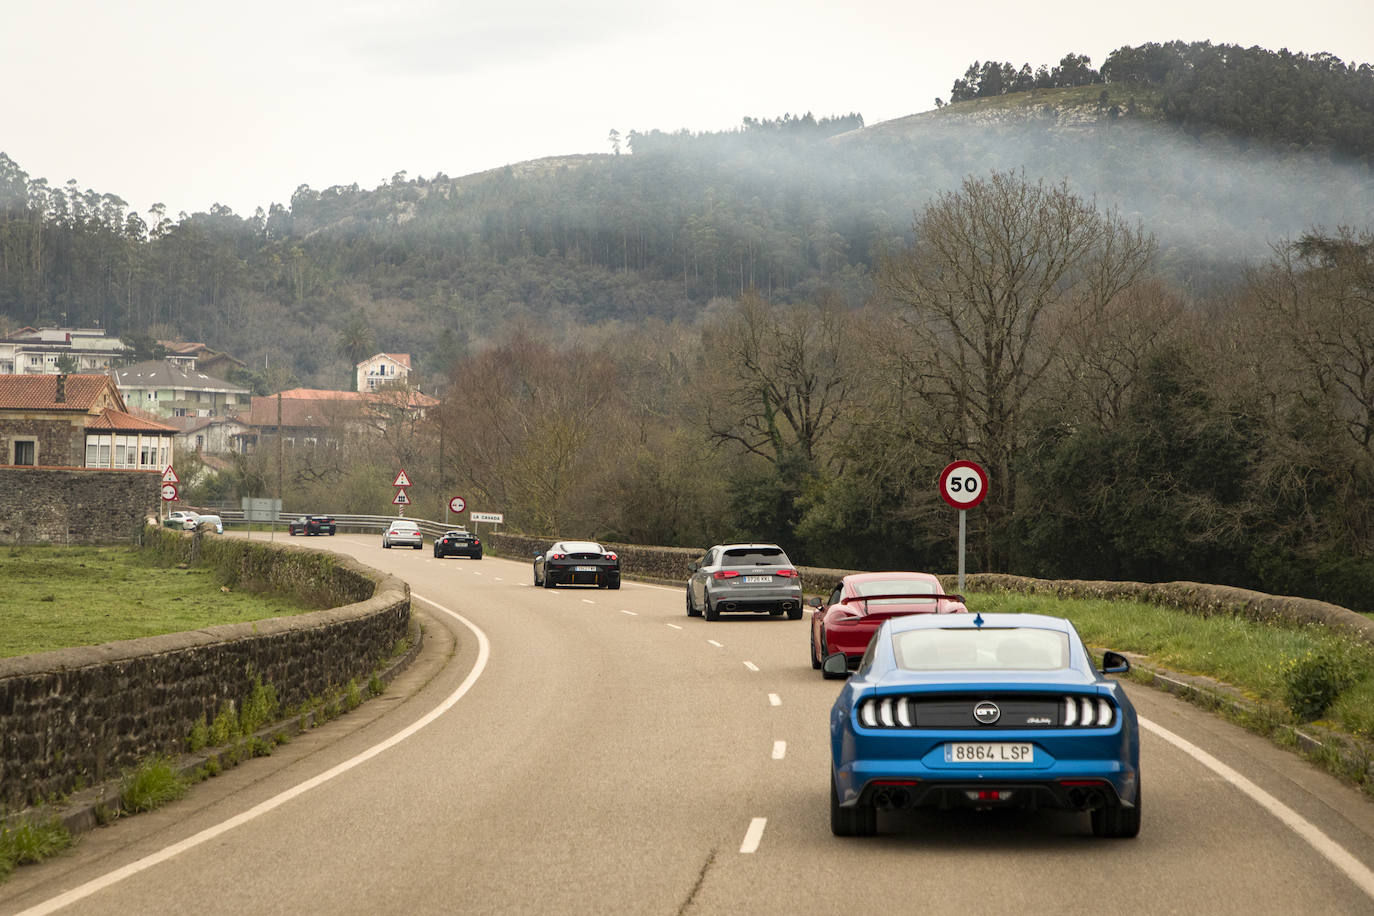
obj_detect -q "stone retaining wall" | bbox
[0,528,410,811]
[484,534,1374,646]
[0,467,160,545]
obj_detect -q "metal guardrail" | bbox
[212,511,462,540]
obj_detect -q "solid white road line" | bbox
[1140,716,1374,901]
[740,817,767,854]
[768,694,781,707]
[18,595,491,916]
[772,741,786,760]
[743,661,759,672]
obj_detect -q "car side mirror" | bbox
[822,653,850,677]
[1101,650,1131,675]
[687,562,698,572]
[534,554,543,562]
[807,596,823,607]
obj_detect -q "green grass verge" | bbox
[0,546,318,658]
[0,818,73,880]
[971,591,1374,738]
[120,758,189,813]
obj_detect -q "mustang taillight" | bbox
[775,568,799,578]
[713,570,741,580]
[855,695,1118,729]
[1063,696,1116,727]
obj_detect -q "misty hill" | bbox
[2,40,1372,388]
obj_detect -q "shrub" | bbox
[1281,647,1359,721]
[121,758,189,813]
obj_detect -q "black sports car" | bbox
[434,529,482,559]
[534,540,620,589]
[289,515,336,536]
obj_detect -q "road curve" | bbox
[4,536,1374,915]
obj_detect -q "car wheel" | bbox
[787,603,803,621]
[608,578,620,590]
[686,590,701,618]
[413,542,422,550]
[383,540,391,548]
[434,548,441,558]
[1091,777,1142,838]
[704,591,720,621]
[543,572,557,588]
[831,770,876,837]
[475,553,482,560]
[533,569,541,586]
[810,623,822,670]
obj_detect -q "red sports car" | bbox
[809,572,968,676]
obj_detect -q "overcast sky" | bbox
[5,0,1373,219]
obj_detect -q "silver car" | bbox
[381,518,423,549]
[686,543,804,620]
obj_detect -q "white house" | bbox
[0,328,128,376]
[355,353,411,392]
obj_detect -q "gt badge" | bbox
[973,702,1001,725]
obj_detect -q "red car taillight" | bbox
[551,553,566,560]
[472,539,480,546]
[605,552,617,561]
[775,569,798,578]
[713,570,740,580]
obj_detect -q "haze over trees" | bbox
[2,40,1372,609]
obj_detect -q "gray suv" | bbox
[686,543,803,620]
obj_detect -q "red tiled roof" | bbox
[86,408,179,432]
[0,374,121,411]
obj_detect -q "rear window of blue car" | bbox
[893,627,1070,671]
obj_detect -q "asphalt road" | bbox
[5,535,1374,915]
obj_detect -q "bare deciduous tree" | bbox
[877,171,1154,550]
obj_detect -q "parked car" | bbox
[434,529,482,559]
[810,572,967,674]
[826,612,1141,839]
[381,518,423,549]
[533,541,620,588]
[685,543,803,620]
[194,514,224,534]
[163,510,200,530]
[288,515,336,536]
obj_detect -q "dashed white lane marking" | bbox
[707,640,724,648]
[620,610,637,616]
[666,624,683,630]
[743,661,759,672]
[16,594,491,916]
[772,741,786,760]
[1140,716,1374,900]
[740,817,767,854]
[494,577,504,581]
[581,598,596,605]
[768,693,781,706]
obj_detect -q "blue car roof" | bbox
[884,612,1074,634]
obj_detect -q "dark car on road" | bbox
[434,529,482,559]
[534,541,620,589]
[289,515,336,536]
[686,543,803,620]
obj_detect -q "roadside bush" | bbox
[121,758,189,813]
[1281,646,1360,721]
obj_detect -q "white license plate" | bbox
[744,575,771,583]
[574,566,597,572]
[944,742,1035,763]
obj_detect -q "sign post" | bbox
[392,469,412,516]
[938,460,989,593]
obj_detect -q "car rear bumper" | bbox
[547,564,619,585]
[708,588,803,613]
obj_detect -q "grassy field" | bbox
[0,546,319,658]
[972,591,1374,739]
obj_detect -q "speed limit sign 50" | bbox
[939,460,988,510]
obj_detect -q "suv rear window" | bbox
[722,547,787,565]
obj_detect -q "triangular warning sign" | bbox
[161,466,179,484]
[392,469,412,488]
[392,489,410,505]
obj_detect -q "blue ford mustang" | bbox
[827,612,1141,838]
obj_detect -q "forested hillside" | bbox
[2,41,1372,610]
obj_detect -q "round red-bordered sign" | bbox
[939,460,988,510]
[160,483,179,502]
[449,496,466,514]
